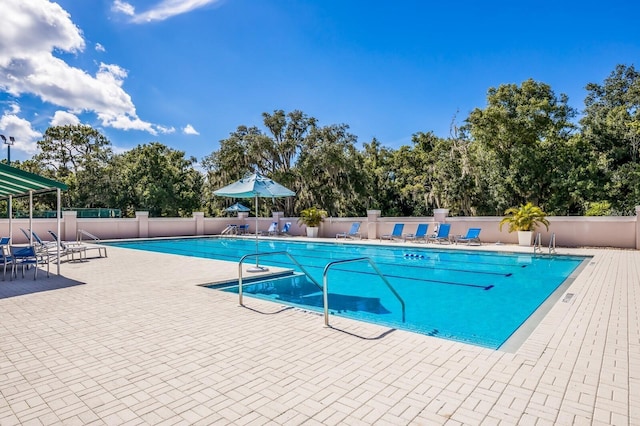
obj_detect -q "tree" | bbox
[361,138,400,214]
[33,125,113,208]
[261,109,317,174]
[580,64,640,214]
[295,124,366,216]
[202,110,318,217]
[409,131,479,216]
[112,143,203,217]
[464,79,578,214]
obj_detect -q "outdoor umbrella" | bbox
[213,172,295,272]
[225,202,251,213]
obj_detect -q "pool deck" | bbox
[0,238,638,425]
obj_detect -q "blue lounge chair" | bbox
[405,224,429,243]
[0,237,14,281]
[238,224,250,235]
[456,228,482,245]
[336,222,361,239]
[279,222,292,236]
[21,228,57,252]
[428,223,451,244]
[10,245,49,279]
[381,224,404,241]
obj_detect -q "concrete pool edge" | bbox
[498,254,593,353]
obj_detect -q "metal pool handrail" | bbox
[238,251,322,306]
[322,257,406,328]
[534,232,557,254]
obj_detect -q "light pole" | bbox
[1,135,15,219]
[0,134,15,165]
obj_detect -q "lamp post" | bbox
[1,135,15,220]
[0,135,15,165]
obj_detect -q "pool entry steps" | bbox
[237,251,405,327]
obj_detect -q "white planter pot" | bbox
[517,231,533,246]
[306,227,319,238]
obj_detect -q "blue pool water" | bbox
[107,237,587,349]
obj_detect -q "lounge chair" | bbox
[279,222,292,236]
[380,224,404,241]
[336,222,361,239]
[47,230,88,261]
[427,223,451,244]
[266,222,278,236]
[20,228,57,252]
[405,224,429,243]
[10,245,49,280]
[238,224,250,235]
[0,237,14,281]
[455,228,482,245]
[221,224,238,235]
[77,229,108,257]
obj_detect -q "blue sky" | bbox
[1,0,639,164]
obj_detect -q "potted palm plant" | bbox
[499,202,550,246]
[298,207,327,238]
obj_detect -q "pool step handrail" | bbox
[322,257,406,328]
[238,251,322,306]
[549,233,556,254]
[534,232,556,254]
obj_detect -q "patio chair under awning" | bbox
[0,163,68,274]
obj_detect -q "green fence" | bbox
[11,208,122,219]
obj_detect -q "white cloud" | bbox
[0,0,85,66]
[50,110,81,126]
[112,0,135,16]
[0,108,43,155]
[157,125,176,134]
[183,124,199,135]
[0,0,165,136]
[95,43,106,53]
[113,0,224,23]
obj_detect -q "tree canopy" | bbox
[11,64,640,218]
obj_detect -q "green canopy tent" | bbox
[0,163,68,275]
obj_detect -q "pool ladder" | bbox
[238,252,405,327]
[534,232,556,254]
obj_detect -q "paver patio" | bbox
[0,241,637,425]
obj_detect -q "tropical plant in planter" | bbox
[499,202,550,246]
[298,207,328,237]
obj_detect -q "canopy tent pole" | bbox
[8,195,12,243]
[28,191,33,244]
[247,193,267,272]
[56,188,61,275]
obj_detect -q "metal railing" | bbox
[322,257,406,327]
[238,251,321,306]
[534,232,556,254]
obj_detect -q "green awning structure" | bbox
[0,163,68,276]
[0,163,67,200]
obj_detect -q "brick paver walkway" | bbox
[0,242,637,425]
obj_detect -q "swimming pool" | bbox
[108,237,588,349]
